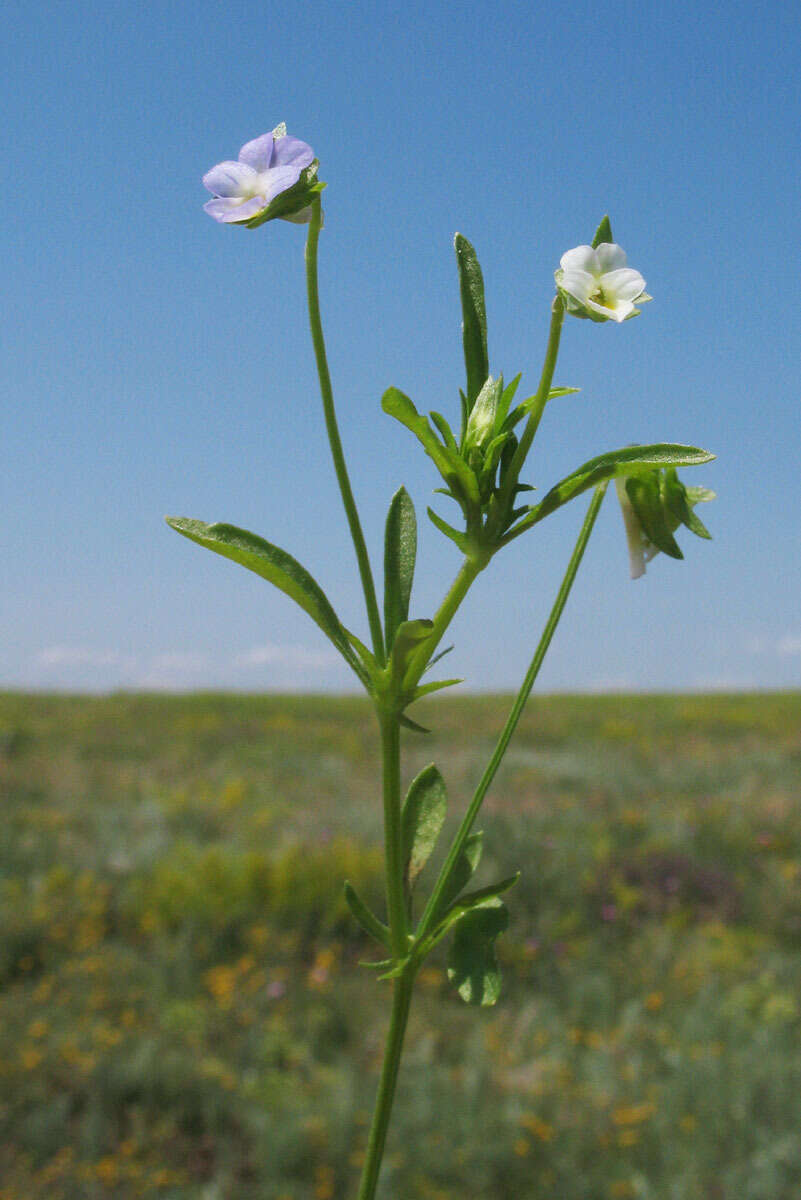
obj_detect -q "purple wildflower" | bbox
[203,123,316,225]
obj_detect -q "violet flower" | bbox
[203,123,318,226]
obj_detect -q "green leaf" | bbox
[397,712,431,734]
[504,444,715,539]
[427,507,471,554]
[625,475,683,559]
[411,678,463,702]
[166,518,366,682]
[382,388,480,505]
[422,873,520,952]
[344,882,390,947]
[401,764,448,887]
[384,488,418,649]
[425,645,454,672]
[454,233,489,409]
[496,373,522,427]
[429,411,459,453]
[432,831,484,922]
[592,214,614,247]
[446,898,509,1006]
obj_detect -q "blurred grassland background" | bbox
[1,690,800,1199]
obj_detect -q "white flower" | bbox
[555,244,650,323]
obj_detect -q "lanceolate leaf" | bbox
[427,507,471,554]
[382,388,480,505]
[166,518,367,683]
[401,764,448,888]
[344,881,390,948]
[384,487,418,648]
[454,233,489,409]
[446,897,509,1006]
[411,678,463,702]
[503,444,715,541]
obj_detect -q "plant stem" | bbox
[492,295,565,533]
[402,555,485,691]
[379,711,409,957]
[417,483,607,940]
[305,197,385,663]
[355,969,415,1200]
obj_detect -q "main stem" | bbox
[418,483,607,940]
[305,198,386,663]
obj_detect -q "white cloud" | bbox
[36,646,136,669]
[746,633,801,658]
[234,643,339,670]
[777,635,801,657]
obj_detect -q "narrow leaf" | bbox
[430,411,459,452]
[384,487,418,648]
[412,678,463,701]
[446,898,509,1006]
[398,712,431,734]
[425,645,455,672]
[427,507,470,554]
[166,518,365,682]
[402,764,448,887]
[592,214,614,247]
[454,233,489,408]
[382,388,479,504]
[344,882,390,947]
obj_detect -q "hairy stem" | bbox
[305,198,385,663]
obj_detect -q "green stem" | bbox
[305,197,385,663]
[355,969,415,1200]
[402,555,485,692]
[417,483,607,940]
[492,295,565,534]
[379,711,409,957]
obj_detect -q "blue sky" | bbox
[3,0,800,693]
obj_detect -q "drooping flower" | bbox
[203,123,321,227]
[616,468,714,579]
[555,244,651,323]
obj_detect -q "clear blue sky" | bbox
[3,0,800,692]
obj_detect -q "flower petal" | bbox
[238,134,275,172]
[204,196,266,223]
[559,268,595,303]
[259,163,305,204]
[601,267,646,303]
[272,135,314,168]
[560,245,598,274]
[203,160,258,197]
[586,296,635,323]
[595,243,627,272]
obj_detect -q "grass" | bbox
[0,690,800,1199]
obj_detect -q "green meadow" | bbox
[1,691,800,1200]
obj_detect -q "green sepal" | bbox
[431,831,484,924]
[625,475,683,559]
[592,214,614,247]
[446,897,509,1006]
[243,164,327,228]
[662,469,713,539]
[401,764,448,889]
[383,487,418,649]
[382,388,480,506]
[495,373,522,428]
[502,444,715,541]
[411,678,463,702]
[427,507,471,554]
[166,518,367,684]
[344,881,390,948]
[454,233,489,409]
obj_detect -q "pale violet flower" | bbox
[555,244,651,323]
[203,124,317,226]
